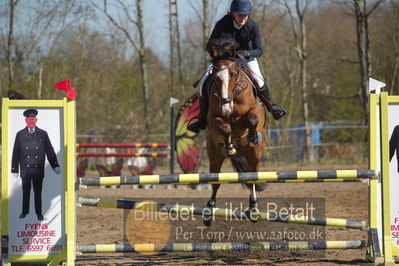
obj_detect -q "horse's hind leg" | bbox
[247,183,260,223]
[204,140,225,227]
[244,154,264,223]
[246,106,262,147]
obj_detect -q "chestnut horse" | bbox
[204,38,266,226]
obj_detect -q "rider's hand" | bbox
[54,167,61,175]
[237,50,251,59]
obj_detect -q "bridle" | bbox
[211,59,249,105]
[212,61,236,72]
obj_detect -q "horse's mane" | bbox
[208,36,239,60]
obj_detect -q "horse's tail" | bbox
[232,153,267,192]
[230,154,248,173]
[241,182,266,192]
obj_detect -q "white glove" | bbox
[54,167,61,175]
[12,173,19,179]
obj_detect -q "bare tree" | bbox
[168,0,183,99]
[354,0,384,122]
[1,0,90,98]
[203,0,209,70]
[5,0,19,93]
[95,0,150,131]
[389,0,399,95]
[188,0,227,68]
[255,0,292,127]
[282,0,314,161]
[333,0,385,123]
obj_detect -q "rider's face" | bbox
[232,12,249,26]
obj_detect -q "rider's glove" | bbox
[237,50,251,59]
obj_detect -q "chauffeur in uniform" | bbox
[11,109,61,221]
[390,124,399,173]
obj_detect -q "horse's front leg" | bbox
[223,135,237,157]
[215,116,236,157]
[246,106,262,147]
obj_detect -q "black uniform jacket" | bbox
[206,14,263,58]
[390,125,399,172]
[11,126,59,178]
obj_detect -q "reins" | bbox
[212,61,236,72]
[211,60,251,105]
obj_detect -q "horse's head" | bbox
[208,38,240,117]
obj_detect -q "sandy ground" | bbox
[75,164,373,265]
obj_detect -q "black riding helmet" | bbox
[230,0,252,15]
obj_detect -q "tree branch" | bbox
[366,0,385,17]
[92,0,139,52]
[188,0,203,23]
[116,0,139,27]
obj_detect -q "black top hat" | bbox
[23,108,38,117]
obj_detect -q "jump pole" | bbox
[76,152,168,158]
[76,143,169,149]
[264,178,365,183]
[76,240,366,254]
[78,169,377,186]
[79,197,366,229]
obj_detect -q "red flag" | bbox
[66,87,76,100]
[53,80,70,92]
[53,79,76,100]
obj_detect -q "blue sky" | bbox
[143,0,230,55]
[9,0,231,58]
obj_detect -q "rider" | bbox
[187,0,286,134]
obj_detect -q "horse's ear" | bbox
[229,47,237,58]
[209,48,218,58]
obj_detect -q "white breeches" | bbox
[199,58,264,96]
[246,59,264,88]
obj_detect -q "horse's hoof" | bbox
[249,196,259,209]
[249,197,260,223]
[203,217,212,227]
[248,132,262,147]
[249,208,260,223]
[221,145,236,158]
[203,199,216,227]
[227,147,236,156]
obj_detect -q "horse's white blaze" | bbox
[216,68,233,116]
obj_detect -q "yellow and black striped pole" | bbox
[77,240,366,253]
[265,178,364,183]
[78,197,366,229]
[76,152,168,158]
[76,143,169,149]
[78,169,377,186]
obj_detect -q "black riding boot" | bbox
[258,82,286,120]
[187,94,208,133]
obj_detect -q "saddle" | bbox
[240,66,259,100]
